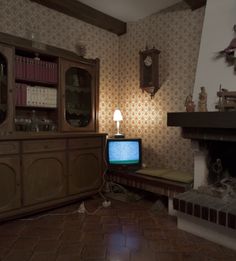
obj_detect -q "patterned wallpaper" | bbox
[0,0,205,173]
[119,3,205,171]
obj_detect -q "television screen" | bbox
[106,138,142,170]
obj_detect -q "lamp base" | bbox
[114,133,125,138]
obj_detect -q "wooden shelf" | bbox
[167,112,236,141]
[16,105,57,109]
[167,112,236,129]
[15,78,58,87]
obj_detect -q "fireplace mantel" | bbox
[168,112,236,129]
[167,112,236,141]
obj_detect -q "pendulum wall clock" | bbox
[139,47,160,98]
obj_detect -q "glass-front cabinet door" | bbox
[0,44,13,133]
[65,67,92,128]
[60,58,99,132]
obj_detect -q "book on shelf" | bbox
[15,55,58,84]
[15,83,57,108]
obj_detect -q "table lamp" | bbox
[113,109,124,138]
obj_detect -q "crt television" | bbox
[106,138,142,171]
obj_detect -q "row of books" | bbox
[16,83,57,108]
[15,55,58,84]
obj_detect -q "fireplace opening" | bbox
[194,140,236,201]
[207,141,236,184]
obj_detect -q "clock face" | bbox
[144,55,152,67]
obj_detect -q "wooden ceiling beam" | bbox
[183,0,207,10]
[30,0,127,36]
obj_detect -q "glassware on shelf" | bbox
[49,122,57,132]
[30,110,39,132]
[38,118,56,132]
[14,113,57,132]
[14,117,31,131]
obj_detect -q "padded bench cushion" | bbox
[107,168,193,197]
[136,168,193,184]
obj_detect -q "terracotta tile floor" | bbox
[0,195,236,261]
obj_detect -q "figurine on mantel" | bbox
[215,85,236,111]
[198,86,208,112]
[185,94,195,112]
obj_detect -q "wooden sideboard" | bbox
[0,32,107,221]
[0,133,106,221]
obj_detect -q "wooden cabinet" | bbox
[0,141,21,213]
[0,32,105,221]
[69,148,102,194]
[0,134,106,221]
[22,139,66,206]
[0,157,21,212]
[60,58,99,132]
[22,152,66,206]
[0,44,14,132]
[68,137,103,194]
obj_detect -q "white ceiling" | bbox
[78,0,181,22]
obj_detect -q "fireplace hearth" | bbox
[198,177,236,199]
[173,188,236,229]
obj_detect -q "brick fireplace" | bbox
[167,112,236,250]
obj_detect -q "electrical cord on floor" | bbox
[77,201,104,215]
[108,181,128,194]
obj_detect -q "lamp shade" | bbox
[113,109,123,121]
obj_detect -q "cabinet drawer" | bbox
[22,139,66,153]
[0,142,19,155]
[68,138,102,149]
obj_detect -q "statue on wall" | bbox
[219,25,236,55]
[198,86,208,112]
[219,38,236,55]
[218,24,236,71]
